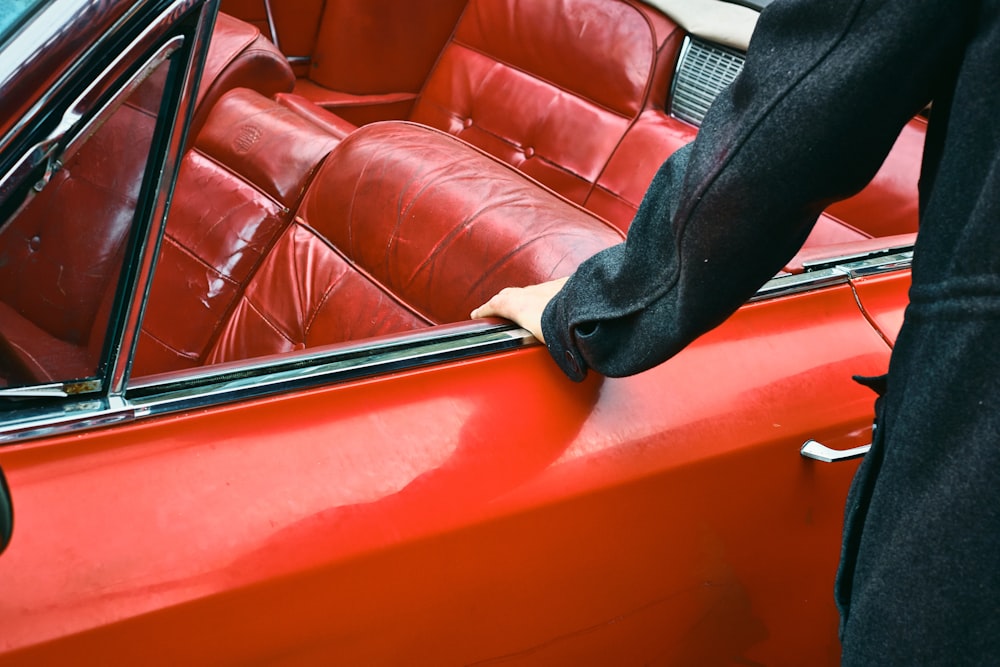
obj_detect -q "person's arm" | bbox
[531,0,969,380]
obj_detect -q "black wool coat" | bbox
[542,0,1000,663]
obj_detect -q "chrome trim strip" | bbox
[0,324,532,444]
[59,36,184,167]
[751,248,913,301]
[110,0,219,396]
[836,250,914,278]
[0,383,69,399]
[0,0,201,154]
[0,397,133,444]
[0,0,92,149]
[800,248,913,274]
[129,325,533,414]
[750,268,848,301]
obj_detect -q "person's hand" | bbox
[470,277,569,343]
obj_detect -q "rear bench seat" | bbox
[287,0,685,228]
[278,0,878,247]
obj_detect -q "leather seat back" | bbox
[410,0,682,209]
[205,121,626,365]
[188,12,295,140]
[134,89,341,375]
[305,122,627,324]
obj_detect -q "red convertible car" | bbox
[0,0,920,663]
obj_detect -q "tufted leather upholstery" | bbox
[289,0,691,231]
[586,110,695,229]
[410,0,682,216]
[284,0,917,244]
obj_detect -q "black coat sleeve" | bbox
[541,0,972,380]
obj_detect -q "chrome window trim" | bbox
[0,324,532,443]
[0,1,185,212]
[59,36,185,165]
[0,1,217,435]
[128,324,533,416]
[751,248,913,301]
[0,35,184,213]
[750,268,850,301]
[0,0,93,150]
[0,397,134,445]
[0,0,187,152]
[0,1,216,401]
[110,1,220,396]
[833,250,914,278]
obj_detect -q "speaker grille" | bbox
[670,37,746,126]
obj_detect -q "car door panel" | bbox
[0,282,886,665]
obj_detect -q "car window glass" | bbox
[0,0,45,45]
[0,53,172,394]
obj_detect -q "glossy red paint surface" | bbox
[0,283,888,665]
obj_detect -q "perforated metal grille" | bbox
[669,37,746,126]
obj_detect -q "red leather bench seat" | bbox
[408,0,681,208]
[203,120,626,365]
[280,0,884,251]
[290,0,687,228]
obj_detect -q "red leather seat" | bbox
[290,0,686,228]
[0,101,152,385]
[133,89,341,376]
[283,0,918,245]
[409,0,681,209]
[188,12,295,141]
[203,120,626,365]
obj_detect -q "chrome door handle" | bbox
[800,439,871,463]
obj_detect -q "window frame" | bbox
[0,0,217,436]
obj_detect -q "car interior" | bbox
[0,0,924,387]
